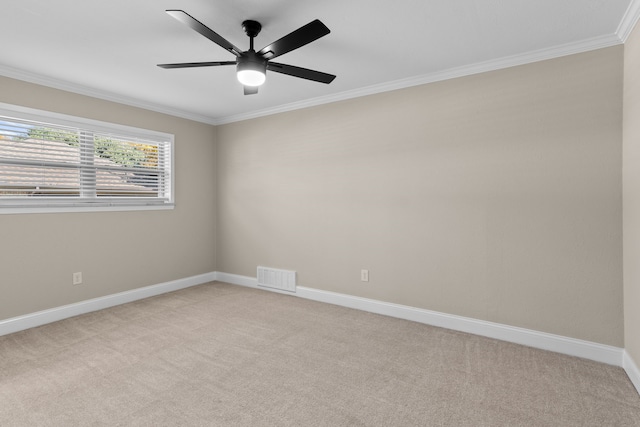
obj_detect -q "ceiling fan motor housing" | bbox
[238,50,267,71]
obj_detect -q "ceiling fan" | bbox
[158,10,336,95]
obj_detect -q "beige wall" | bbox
[624,24,640,362]
[0,76,217,320]
[217,47,624,346]
[0,44,627,349]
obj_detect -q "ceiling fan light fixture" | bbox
[237,69,266,86]
[237,54,267,87]
[159,11,336,95]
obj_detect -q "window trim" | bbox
[0,102,175,214]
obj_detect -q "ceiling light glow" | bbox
[237,69,266,86]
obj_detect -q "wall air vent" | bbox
[257,266,296,293]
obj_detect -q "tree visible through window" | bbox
[0,104,173,212]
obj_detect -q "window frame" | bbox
[0,102,175,214]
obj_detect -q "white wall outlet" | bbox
[72,272,83,285]
[361,269,369,282]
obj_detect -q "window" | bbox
[0,103,174,213]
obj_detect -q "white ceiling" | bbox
[1,0,639,124]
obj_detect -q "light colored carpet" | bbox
[0,281,639,426]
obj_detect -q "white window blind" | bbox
[0,104,174,213]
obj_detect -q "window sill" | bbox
[0,203,175,215]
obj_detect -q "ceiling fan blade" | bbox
[267,62,336,84]
[257,19,330,60]
[244,86,259,95]
[157,61,236,69]
[166,10,243,57]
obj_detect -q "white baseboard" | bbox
[1,270,634,395]
[623,351,640,395]
[0,272,216,337]
[215,272,624,367]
